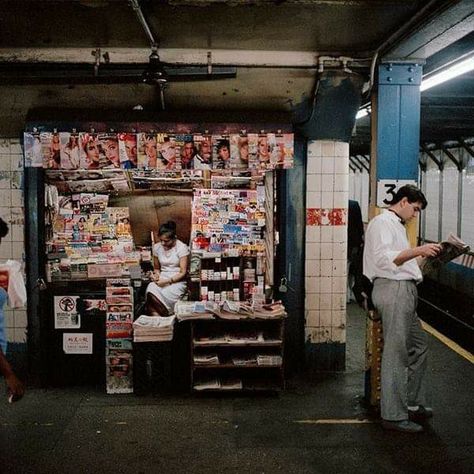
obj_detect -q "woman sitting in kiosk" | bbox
[145,221,189,316]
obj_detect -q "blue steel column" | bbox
[366,62,423,406]
[375,62,423,185]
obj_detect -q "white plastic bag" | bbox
[0,260,27,309]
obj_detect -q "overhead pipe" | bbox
[129,0,158,48]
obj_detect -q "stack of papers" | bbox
[175,301,215,321]
[193,378,221,391]
[193,354,220,365]
[257,355,282,366]
[133,315,176,342]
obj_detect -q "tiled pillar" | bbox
[0,138,26,355]
[305,140,348,371]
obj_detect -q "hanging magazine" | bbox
[420,233,470,276]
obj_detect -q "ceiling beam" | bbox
[0,48,326,68]
[383,0,474,60]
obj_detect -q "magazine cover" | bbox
[229,134,248,170]
[193,134,212,169]
[106,322,133,339]
[106,352,133,394]
[106,312,133,323]
[212,135,231,170]
[23,132,44,168]
[106,207,130,225]
[59,132,81,169]
[267,133,279,169]
[156,133,177,170]
[247,133,259,169]
[118,133,138,169]
[176,134,195,170]
[40,132,54,169]
[257,133,270,169]
[79,133,105,170]
[98,133,121,169]
[137,133,158,169]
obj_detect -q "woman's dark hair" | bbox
[0,218,9,238]
[216,140,230,152]
[159,220,177,239]
[392,185,428,209]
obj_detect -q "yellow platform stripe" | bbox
[294,419,375,424]
[421,321,474,364]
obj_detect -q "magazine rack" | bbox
[190,316,285,392]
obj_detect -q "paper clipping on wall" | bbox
[54,295,81,329]
[63,333,93,354]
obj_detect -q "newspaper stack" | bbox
[175,301,215,321]
[257,355,282,366]
[133,315,176,342]
[193,353,219,365]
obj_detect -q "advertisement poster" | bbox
[63,333,93,354]
[54,295,81,329]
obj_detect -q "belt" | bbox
[373,278,417,284]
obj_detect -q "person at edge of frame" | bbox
[0,217,25,403]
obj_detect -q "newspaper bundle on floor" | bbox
[133,315,176,342]
[420,233,470,277]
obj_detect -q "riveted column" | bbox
[371,62,423,244]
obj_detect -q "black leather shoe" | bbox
[382,420,423,433]
[408,406,433,420]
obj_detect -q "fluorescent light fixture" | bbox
[356,106,371,120]
[420,55,474,92]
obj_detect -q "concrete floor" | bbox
[1,304,473,474]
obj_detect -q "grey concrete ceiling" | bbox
[0,0,473,150]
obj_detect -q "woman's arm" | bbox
[156,255,189,287]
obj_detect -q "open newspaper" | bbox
[420,233,470,276]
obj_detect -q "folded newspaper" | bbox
[133,315,176,342]
[420,233,470,276]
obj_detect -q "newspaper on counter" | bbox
[133,315,176,342]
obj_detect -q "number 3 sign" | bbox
[377,180,417,207]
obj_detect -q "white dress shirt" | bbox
[363,210,422,283]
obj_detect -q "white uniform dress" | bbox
[146,239,190,313]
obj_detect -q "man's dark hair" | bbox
[392,184,427,209]
[0,218,8,238]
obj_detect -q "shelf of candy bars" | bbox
[46,192,144,282]
[190,188,267,306]
[105,278,134,394]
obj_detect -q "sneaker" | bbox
[408,406,433,420]
[382,420,424,433]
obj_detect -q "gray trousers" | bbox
[372,278,428,421]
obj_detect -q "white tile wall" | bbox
[0,138,26,346]
[305,140,348,345]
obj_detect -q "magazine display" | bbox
[24,131,294,171]
[105,278,134,394]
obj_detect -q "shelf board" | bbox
[193,341,282,347]
[192,386,282,392]
[193,364,282,369]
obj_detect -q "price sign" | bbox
[377,179,417,207]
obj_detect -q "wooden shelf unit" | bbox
[190,317,285,392]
